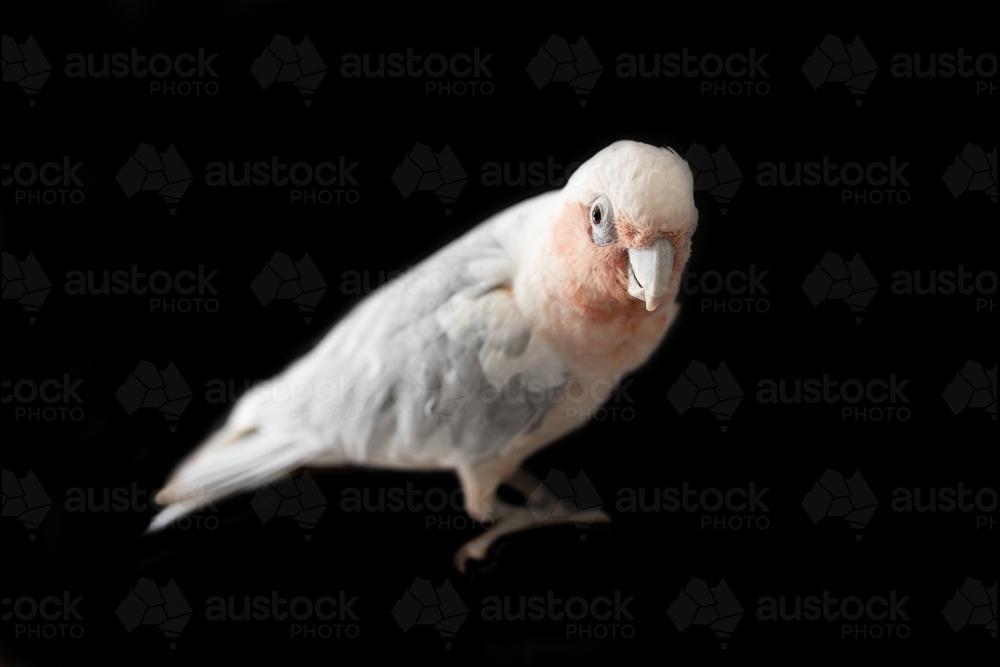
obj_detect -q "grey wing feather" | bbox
[238,193,571,470]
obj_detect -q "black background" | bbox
[2,3,995,665]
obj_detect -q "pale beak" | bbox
[627,239,675,311]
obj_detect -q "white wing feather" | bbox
[151,191,573,527]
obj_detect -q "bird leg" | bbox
[455,458,513,523]
[453,464,611,573]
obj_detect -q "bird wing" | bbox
[250,191,573,469]
[152,192,571,527]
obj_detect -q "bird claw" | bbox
[453,537,491,574]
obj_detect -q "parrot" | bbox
[149,139,699,572]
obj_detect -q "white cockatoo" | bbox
[150,140,699,571]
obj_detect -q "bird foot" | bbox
[453,503,612,574]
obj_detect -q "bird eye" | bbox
[590,195,617,246]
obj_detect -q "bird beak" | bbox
[627,238,675,312]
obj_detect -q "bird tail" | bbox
[148,426,322,533]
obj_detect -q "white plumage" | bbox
[151,140,698,569]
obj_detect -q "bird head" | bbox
[552,140,698,314]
